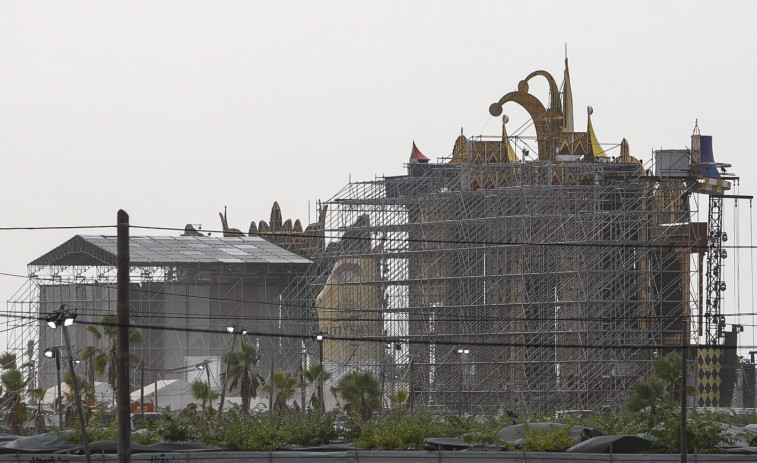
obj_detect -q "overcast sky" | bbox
[2,1,756,354]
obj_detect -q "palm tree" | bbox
[627,375,666,429]
[302,364,331,411]
[180,402,199,419]
[336,371,381,421]
[0,352,29,434]
[61,372,94,428]
[263,371,300,411]
[388,388,409,411]
[652,352,696,404]
[190,380,218,418]
[0,352,17,370]
[223,340,263,413]
[30,388,47,433]
[81,314,144,393]
[22,340,37,395]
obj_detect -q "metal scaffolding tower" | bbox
[281,151,694,415]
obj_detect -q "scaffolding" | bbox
[280,150,695,415]
[7,236,310,398]
[7,61,711,416]
[272,60,704,415]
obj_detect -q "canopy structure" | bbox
[130,379,194,411]
[42,381,114,406]
[11,235,312,399]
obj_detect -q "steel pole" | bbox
[140,361,144,415]
[681,343,688,463]
[269,356,274,414]
[409,358,415,414]
[62,326,91,463]
[458,354,464,416]
[55,351,63,429]
[318,339,324,413]
[116,209,131,462]
[300,346,306,417]
[216,332,238,423]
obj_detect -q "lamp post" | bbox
[44,347,63,430]
[197,362,211,386]
[46,305,90,463]
[409,357,415,414]
[316,334,324,413]
[300,341,307,418]
[456,348,470,416]
[382,342,389,413]
[216,323,247,424]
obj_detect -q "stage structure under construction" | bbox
[8,60,744,415]
[8,234,312,396]
[273,60,729,415]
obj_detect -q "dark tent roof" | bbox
[497,422,604,447]
[66,440,219,454]
[30,235,311,267]
[0,432,72,453]
[566,435,655,454]
[424,437,471,451]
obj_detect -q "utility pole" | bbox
[116,209,131,462]
[681,341,688,463]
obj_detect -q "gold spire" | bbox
[587,106,607,158]
[563,58,574,132]
[502,115,518,162]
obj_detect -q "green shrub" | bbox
[562,409,647,436]
[512,423,575,452]
[278,410,339,447]
[356,411,435,450]
[460,412,514,445]
[652,409,735,453]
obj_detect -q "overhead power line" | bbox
[0,222,755,250]
[10,311,757,350]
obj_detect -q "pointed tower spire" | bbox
[587,106,607,159]
[691,119,702,167]
[620,138,630,160]
[563,57,574,132]
[409,141,430,164]
[501,115,518,162]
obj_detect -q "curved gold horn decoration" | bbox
[524,70,561,112]
[489,90,552,160]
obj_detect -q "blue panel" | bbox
[700,135,721,179]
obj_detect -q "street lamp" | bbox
[196,362,211,386]
[456,348,470,416]
[316,334,324,413]
[44,347,64,430]
[216,322,247,423]
[46,305,90,463]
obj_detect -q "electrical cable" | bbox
[15,311,757,350]
[128,224,757,250]
[0,221,756,250]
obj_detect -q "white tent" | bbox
[42,381,114,406]
[129,379,195,411]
